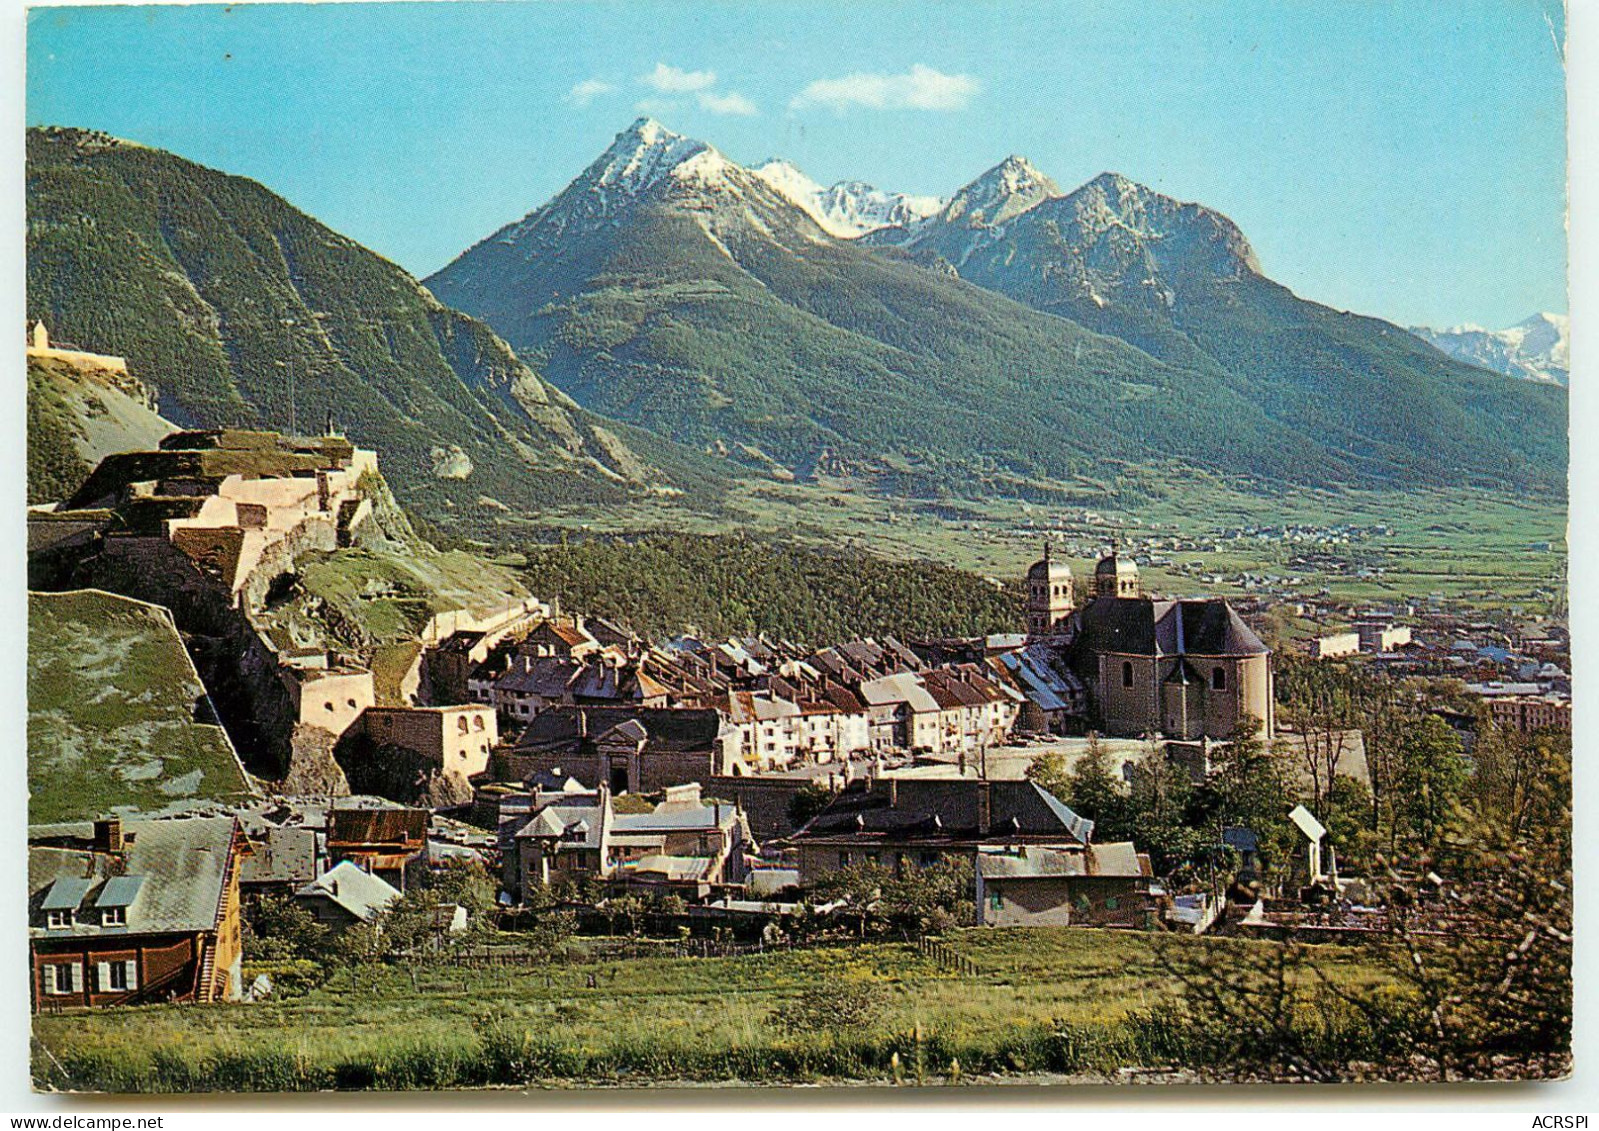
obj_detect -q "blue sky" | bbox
[26,0,1567,328]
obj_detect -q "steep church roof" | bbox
[1077,597,1268,658]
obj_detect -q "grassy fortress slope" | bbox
[27,345,175,506]
[27,590,254,824]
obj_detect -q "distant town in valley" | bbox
[21,2,1570,1092]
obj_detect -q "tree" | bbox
[1160,800,1571,1081]
[1470,719,1569,840]
[243,894,330,962]
[1322,774,1380,873]
[603,894,647,937]
[1024,747,1071,799]
[787,782,833,830]
[1059,733,1130,839]
[1391,714,1468,849]
[877,857,973,938]
[1123,738,1205,875]
[1194,717,1294,884]
[373,859,500,960]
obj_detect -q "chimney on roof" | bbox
[93,817,123,855]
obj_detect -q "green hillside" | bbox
[518,532,1021,644]
[25,127,728,531]
[28,589,254,824]
[891,176,1569,494]
[432,205,1318,496]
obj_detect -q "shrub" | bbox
[772,981,884,1034]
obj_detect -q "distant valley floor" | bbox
[477,477,1566,620]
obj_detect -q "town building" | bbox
[357,704,498,781]
[1311,632,1361,660]
[500,706,740,794]
[974,842,1154,928]
[1487,694,1572,734]
[997,644,1088,734]
[238,825,323,899]
[293,860,401,933]
[500,782,753,902]
[29,816,251,1009]
[1015,549,1274,741]
[1093,544,1142,598]
[1354,615,1412,653]
[785,777,1095,886]
[326,802,428,891]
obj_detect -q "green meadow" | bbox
[34,928,1394,1092]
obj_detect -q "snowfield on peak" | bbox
[592,118,711,195]
[752,157,941,238]
[1410,312,1569,386]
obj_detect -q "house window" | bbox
[101,907,126,927]
[457,717,470,735]
[107,962,130,990]
[1122,661,1134,688]
[1212,667,1227,691]
[46,910,72,930]
[988,891,1002,911]
[43,964,77,995]
[838,851,852,868]
[473,717,485,732]
[1105,896,1120,911]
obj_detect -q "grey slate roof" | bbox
[513,706,725,755]
[95,876,146,908]
[28,816,239,939]
[41,877,93,911]
[239,826,321,886]
[999,646,1085,713]
[978,842,1145,880]
[295,860,401,922]
[793,779,1093,846]
[1076,597,1268,658]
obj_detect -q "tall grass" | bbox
[37,1008,1405,1092]
[32,929,1404,1092]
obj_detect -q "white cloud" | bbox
[789,64,979,112]
[697,90,758,117]
[640,62,717,93]
[563,78,615,107]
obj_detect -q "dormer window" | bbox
[46,910,72,930]
[101,906,126,927]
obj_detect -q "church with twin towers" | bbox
[1023,543,1274,742]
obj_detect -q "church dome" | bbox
[1027,555,1072,581]
[1096,549,1138,576]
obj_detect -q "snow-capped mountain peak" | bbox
[1411,312,1569,386]
[939,155,1061,228]
[590,117,716,195]
[752,158,824,201]
[751,157,941,238]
